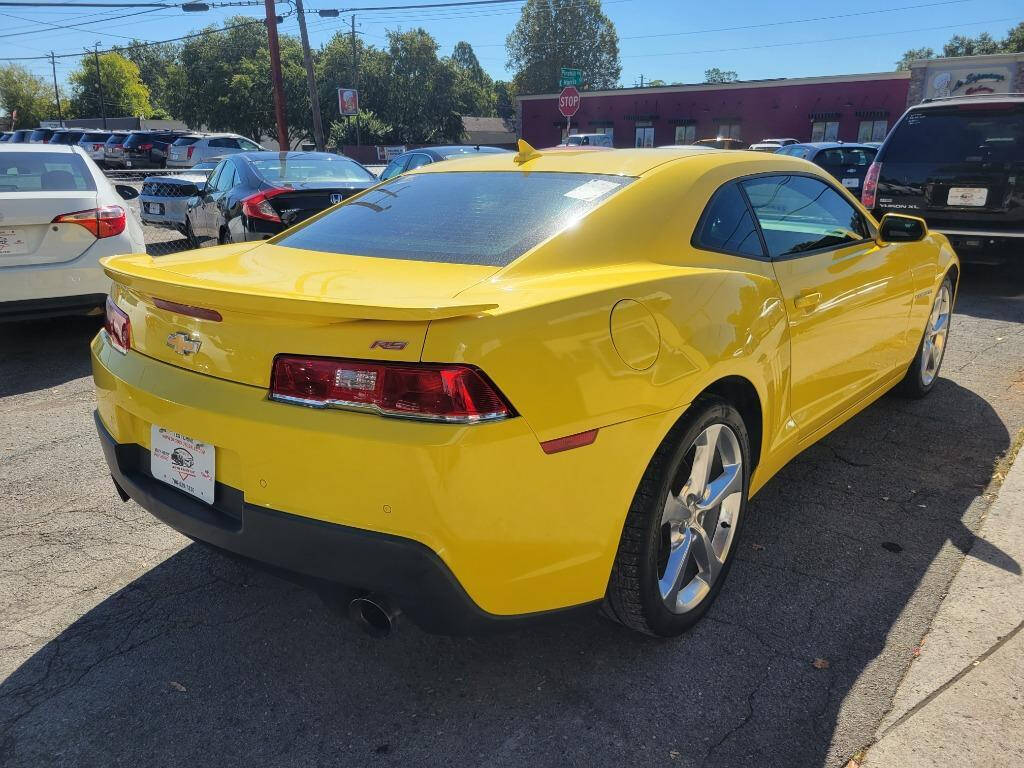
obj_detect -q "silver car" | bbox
[139,159,220,240]
[166,133,263,168]
[77,131,114,162]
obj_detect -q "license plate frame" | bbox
[150,426,215,504]
[947,187,987,206]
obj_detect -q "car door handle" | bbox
[794,292,822,310]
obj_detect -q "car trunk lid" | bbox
[264,182,375,227]
[0,191,100,267]
[103,243,499,387]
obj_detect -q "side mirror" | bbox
[193,180,207,194]
[115,183,139,201]
[877,213,927,245]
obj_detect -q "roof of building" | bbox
[517,70,910,101]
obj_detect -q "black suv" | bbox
[863,95,1023,264]
[109,130,186,169]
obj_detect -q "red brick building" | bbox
[517,71,911,148]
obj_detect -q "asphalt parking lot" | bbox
[2,268,1023,768]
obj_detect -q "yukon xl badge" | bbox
[167,332,202,356]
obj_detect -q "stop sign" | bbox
[558,86,581,118]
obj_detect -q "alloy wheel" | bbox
[921,283,952,387]
[658,423,743,614]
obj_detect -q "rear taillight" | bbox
[137,142,153,151]
[93,143,102,151]
[862,161,881,209]
[104,296,131,354]
[52,205,126,239]
[186,145,195,159]
[270,356,515,423]
[242,188,286,222]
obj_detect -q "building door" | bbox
[634,123,655,147]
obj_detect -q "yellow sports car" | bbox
[91,141,958,637]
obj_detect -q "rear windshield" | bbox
[439,146,509,158]
[251,155,374,183]
[0,152,95,192]
[885,104,1024,163]
[276,171,633,267]
[82,132,110,141]
[123,133,155,147]
[105,134,127,145]
[29,130,53,141]
[172,136,201,146]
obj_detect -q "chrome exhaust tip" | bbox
[348,595,400,638]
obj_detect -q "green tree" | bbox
[69,52,152,118]
[172,18,307,144]
[506,0,621,94]
[317,31,392,140]
[494,79,517,122]
[704,68,738,83]
[943,32,1001,57]
[380,29,464,142]
[0,64,58,128]
[328,109,392,146]
[113,40,180,117]
[450,41,497,117]
[895,47,935,70]
[1000,21,1024,52]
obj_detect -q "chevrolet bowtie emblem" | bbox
[166,331,202,356]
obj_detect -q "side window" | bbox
[817,149,844,167]
[206,160,226,192]
[217,162,237,192]
[692,182,764,258]
[405,154,432,171]
[207,138,226,148]
[741,175,868,259]
[379,156,409,180]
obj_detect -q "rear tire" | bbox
[898,275,953,398]
[603,396,750,637]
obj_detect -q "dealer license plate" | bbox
[842,177,859,188]
[151,426,215,504]
[0,228,28,256]
[947,187,987,206]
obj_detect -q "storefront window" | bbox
[857,119,888,142]
[674,124,696,144]
[634,123,655,147]
[811,120,840,141]
[716,122,742,140]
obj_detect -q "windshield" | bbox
[885,105,1024,163]
[0,152,95,192]
[251,155,374,183]
[276,171,633,267]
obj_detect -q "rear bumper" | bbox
[0,293,106,321]
[94,412,589,634]
[91,334,674,627]
[140,197,189,228]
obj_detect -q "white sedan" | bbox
[0,144,146,321]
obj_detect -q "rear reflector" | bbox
[152,297,223,322]
[52,205,126,239]
[270,355,514,423]
[104,296,131,354]
[540,429,598,454]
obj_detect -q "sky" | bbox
[3,0,1021,94]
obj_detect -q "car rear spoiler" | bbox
[101,255,498,322]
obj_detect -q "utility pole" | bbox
[50,52,63,127]
[294,0,325,151]
[350,14,360,146]
[91,44,106,129]
[264,0,288,149]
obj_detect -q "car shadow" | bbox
[0,376,1011,768]
[0,315,101,397]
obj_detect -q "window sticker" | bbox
[564,178,621,201]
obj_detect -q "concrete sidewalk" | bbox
[863,435,1024,767]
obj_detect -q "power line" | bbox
[0,12,290,60]
[0,6,162,39]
